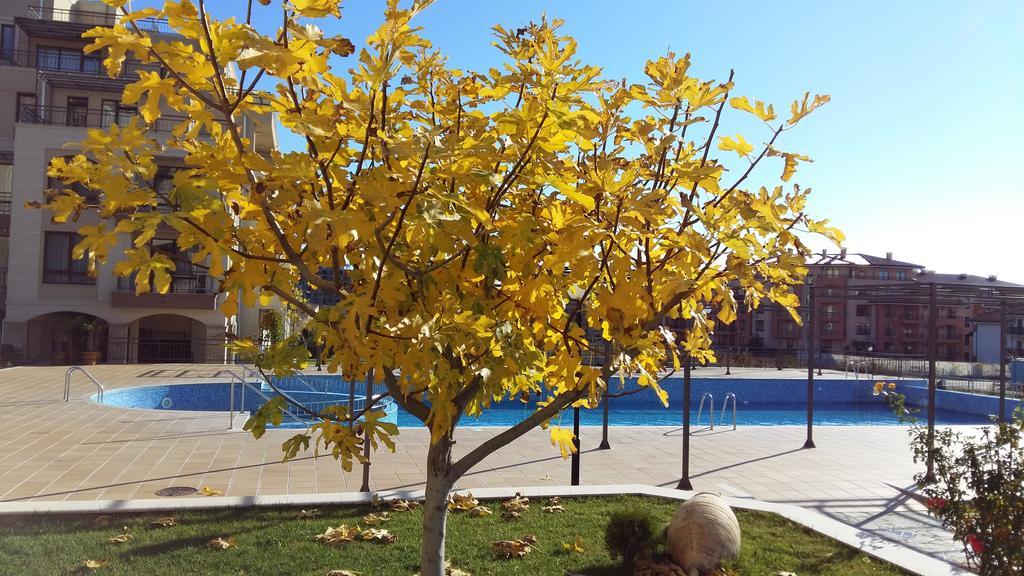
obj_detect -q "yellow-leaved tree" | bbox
[41,0,840,572]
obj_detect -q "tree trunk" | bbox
[420,436,454,576]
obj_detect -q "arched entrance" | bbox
[133,314,206,363]
[25,312,109,365]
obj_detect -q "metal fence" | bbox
[107,337,237,364]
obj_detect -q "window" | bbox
[755,319,764,332]
[824,267,839,279]
[36,46,101,73]
[15,93,36,123]
[101,100,136,128]
[43,232,93,284]
[150,238,208,293]
[855,268,867,279]
[0,163,10,216]
[884,324,894,337]
[824,304,835,319]
[885,305,893,318]
[895,270,907,281]
[66,96,89,127]
[946,307,956,319]
[823,322,834,335]
[856,304,870,317]
[856,323,871,336]
[0,24,14,61]
[48,156,97,202]
[878,269,889,280]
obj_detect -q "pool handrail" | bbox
[64,366,104,404]
[720,392,737,430]
[225,370,315,430]
[695,392,714,430]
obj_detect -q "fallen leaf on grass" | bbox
[492,539,534,559]
[200,486,222,497]
[361,512,391,525]
[547,496,561,505]
[413,562,471,576]
[448,492,479,512]
[775,572,797,576]
[150,517,177,528]
[106,531,132,544]
[561,535,585,555]
[468,505,493,517]
[82,559,108,571]
[502,510,522,520]
[296,509,323,519]
[326,571,361,576]
[316,525,360,546]
[389,499,421,512]
[359,528,397,544]
[542,505,565,513]
[501,494,530,514]
[207,536,236,550]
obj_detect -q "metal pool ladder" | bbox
[720,392,737,430]
[695,392,715,430]
[64,366,104,404]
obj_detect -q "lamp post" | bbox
[804,274,816,449]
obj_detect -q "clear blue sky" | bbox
[189,1,1024,282]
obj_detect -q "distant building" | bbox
[717,252,1021,362]
[969,306,1024,363]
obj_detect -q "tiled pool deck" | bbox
[0,364,974,571]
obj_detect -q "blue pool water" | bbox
[98,375,1006,428]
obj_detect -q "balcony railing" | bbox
[16,105,223,133]
[26,5,173,34]
[0,48,161,76]
[117,274,216,295]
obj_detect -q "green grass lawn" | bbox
[0,495,909,576]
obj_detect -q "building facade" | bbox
[716,252,1014,362]
[0,1,278,365]
[970,307,1024,364]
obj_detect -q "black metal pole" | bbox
[571,406,581,485]
[359,370,374,492]
[1000,302,1007,422]
[599,393,611,449]
[725,347,731,375]
[926,283,937,482]
[804,285,816,449]
[677,353,693,490]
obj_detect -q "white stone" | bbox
[666,492,741,574]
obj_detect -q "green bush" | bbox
[878,384,1024,575]
[605,508,658,568]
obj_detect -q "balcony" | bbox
[17,104,217,134]
[111,274,217,310]
[17,6,172,40]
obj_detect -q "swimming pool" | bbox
[97,375,1007,428]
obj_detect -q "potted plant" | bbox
[79,318,102,365]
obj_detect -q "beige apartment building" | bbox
[0,1,278,365]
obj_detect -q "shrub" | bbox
[877,383,1024,575]
[605,508,658,568]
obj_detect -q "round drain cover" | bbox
[155,486,198,497]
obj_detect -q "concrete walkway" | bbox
[0,364,967,570]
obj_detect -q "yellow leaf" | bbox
[718,134,753,157]
[729,96,776,122]
[549,426,577,459]
[200,486,222,497]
